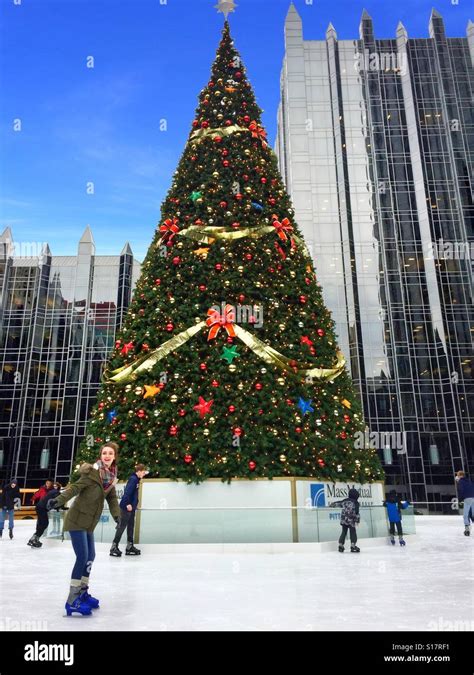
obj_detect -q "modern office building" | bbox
[275,5,473,509]
[0,226,141,487]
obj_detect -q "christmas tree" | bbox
[75,21,384,485]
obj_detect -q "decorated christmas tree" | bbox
[75,19,383,485]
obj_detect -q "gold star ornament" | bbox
[144,384,161,399]
[214,0,237,20]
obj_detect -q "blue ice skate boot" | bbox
[390,537,396,545]
[79,587,100,609]
[399,538,406,546]
[65,597,92,616]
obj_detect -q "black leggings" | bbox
[389,521,403,537]
[339,524,357,545]
[35,507,49,537]
[113,509,136,545]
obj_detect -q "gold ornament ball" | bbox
[174,373,180,379]
[203,429,210,436]
[170,297,175,304]
[187,387,193,394]
[237,266,244,273]
[237,382,244,391]
[260,367,267,374]
[229,364,237,372]
[153,409,160,417]
[272,429,278,436]
[195,317,202,324]
[170,394,178,403]
[244,186,252,194]
[209,417,216,424]
[222,456,228,463]
[125,385,132,392]
[290,271,296,278]
[279,324,286,331]
[224,280,230,287]
[212,171,219,178]
[277,377,285,385]
[177,242,183,249]
[244,149,251,156]
[255,281,262,288]
[147,430,153,437]
[280,454,287,462]
[135,387,143,395]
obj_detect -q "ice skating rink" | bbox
[1,516,472,631]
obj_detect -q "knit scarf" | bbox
[95,460,117,491]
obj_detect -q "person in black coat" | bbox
[27,482,62,548]
[337,488,361,553]
[110,464,148,557]
[0,478,20,539]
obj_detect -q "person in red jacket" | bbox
[31,480,54,505]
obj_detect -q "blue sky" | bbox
[1,0,471,260]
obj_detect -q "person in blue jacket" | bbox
[110,463,148,557]
[455,471,474,536]
[383,490,410,546]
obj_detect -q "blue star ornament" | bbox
[298,398,314,416]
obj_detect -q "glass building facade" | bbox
[275,6,473,510]
[0,226,141,488]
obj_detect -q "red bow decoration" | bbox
[206,304,236,341]
[272,215,296,259]
[248,120,267,146]
[159,218,180,245]
[272,215,294,242]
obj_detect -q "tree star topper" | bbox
[215,0,237,20]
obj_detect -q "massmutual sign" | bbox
[309,481,383,508]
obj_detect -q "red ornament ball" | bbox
[234,427,243,436]
[318,458,325,467]
[344,414,351,423]
[248,460,256,471]
[170,425,178,436]
[215,264,223,271]
[172,256,181,265]
[235,71,242,79]
[184,454,192,464]
[295,427,302,434]
[201,121,209,128]
[214,136,222,143]
[120,433,127,440]
[238,294,245,302]
[199,363,207,371]
[192,120,199,128]
[340,431,347,439]
[199,285,206,292]
[255,383,263,391]
[155,278,161,285]
[211,380,219,388]
[219,201,228,208]
[228,405,236,413]
[223,160,230,167]
[178,409,186,417]
[243,115,250,123]
[137,409,146,419]
[245,253,252,261]
[299,295,307,304]
[317,328,325,337]
[166,323,174,332]
[98,402,105,410]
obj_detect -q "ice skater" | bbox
[0,478,20,539]
[27,481,62,548]
[31,479,54,507]
[455,471,474,536]
[337,488,361,553]
[110,463,148,557]
[47,442,121,616]
[383,490,409,546]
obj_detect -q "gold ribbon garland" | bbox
[189,124,246,143]
[178,225,312,259]
[104,319,345,384]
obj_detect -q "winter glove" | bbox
[46,498,58,511]
[114,516,120,524]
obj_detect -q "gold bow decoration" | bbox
[103,311,346,385]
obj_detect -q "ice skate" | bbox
[464,526,470,537]
[9,529,13,539]
[79,587,100,609]
[109,542,122,557]
[65,597,92,617]
[399,538,406,546]
[338,544,344,553]
[125,543,141,555]
[350,545,360,553]
[27,534,42,548]
[390,536,396,545]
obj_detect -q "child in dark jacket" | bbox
[337,488,361,553]
[383,490,409,546]
[0,478,20,539]
[110,464,148,557]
